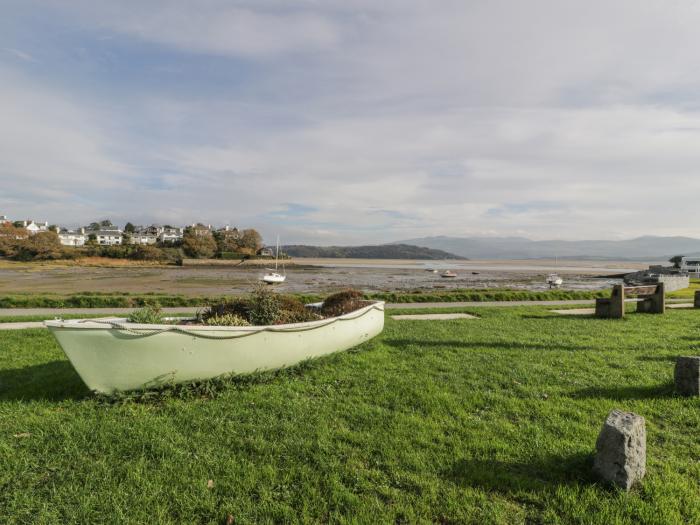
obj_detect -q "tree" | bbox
[238,229,263,255]
[124,222,136,233]
[14,231,63,261]
[182,227,216,258]
[0,223,28,257]
[100,219,114,228]
[669,255,684,269]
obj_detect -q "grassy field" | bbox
[667,278,700,299]
[1,306,699,524]
[0,289,609,308]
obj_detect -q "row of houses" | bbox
[57,226,185,247]
[1,215,185,246]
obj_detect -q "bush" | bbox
[13,231,64,261]
[199,298,251,322]
[201,313,250,326]
[130,245,165,261]
[127,303,164,324]
[274,296,323,324]
[321,289,367,317]
[248,284,281,326]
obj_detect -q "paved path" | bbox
[0,300,693,329]
[0,321,46,330]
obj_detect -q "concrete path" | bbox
[0,321,46,330]
[550,308,596,316]
[391,313,478,320]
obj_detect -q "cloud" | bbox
[4,1,700,243]
[2,48,36,62]
[44,0,341,59]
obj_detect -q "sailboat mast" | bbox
[275,235,279,271]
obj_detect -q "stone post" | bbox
[674,356,700,396]
[593,409,646,491]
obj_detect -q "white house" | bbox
[24,220,49,235]
[58,228,87,247]
[94,230,123,246]
[158,226,184,243]
[0,215,10,225]
[130,233,157,245]
[680,257,700,274]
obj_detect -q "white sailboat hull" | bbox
[262,273,286,284]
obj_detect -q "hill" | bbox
[392,235,700,260]
[282,243,465,260]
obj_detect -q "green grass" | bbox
[667,278,700,299]
[1,307,699,523]
[0,289,608,308]
[367,288,608,303]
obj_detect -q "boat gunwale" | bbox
[43,301,385,332]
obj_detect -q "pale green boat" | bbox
[45,301,385,394]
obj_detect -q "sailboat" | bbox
[261,236,286,284]
[546,256,563,288]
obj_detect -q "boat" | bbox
[441,270,457,278]
[546,273,563,288]
[261,236,286,284]
[45,301,385,394]
[261,272,285,284]
[424,268,438,273]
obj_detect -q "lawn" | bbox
[667,278,700,299]
[1,306,699,524]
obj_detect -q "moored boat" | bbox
[546,273,563,288]
[261,235,286,284]
[45,301,385,393]
[441,270,457,278]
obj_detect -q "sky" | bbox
[2,0,700,245]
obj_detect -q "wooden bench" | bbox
[595,283,665,319]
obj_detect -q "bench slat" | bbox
[623,285,659,296]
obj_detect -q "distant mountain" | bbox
[282,243,466,260]
[392,235,700,260]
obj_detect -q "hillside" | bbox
[282,243,465,260]
[393,235,700,260]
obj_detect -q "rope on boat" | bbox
[70,304,385,340]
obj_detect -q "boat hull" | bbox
[45,302,385,393]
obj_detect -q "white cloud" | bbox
[0,68,135,221]
[5,1,700,242]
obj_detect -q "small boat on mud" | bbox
[261,235,286,284]
[546,273,563,288]
[441,270,457,278]
[45,301,385,394]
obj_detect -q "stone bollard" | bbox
[675,356,700,396]
[593,409,646,491]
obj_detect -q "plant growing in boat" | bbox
[320,289,367,317]
[201,313,250,326]
[127,302,164,324]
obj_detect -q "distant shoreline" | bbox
[182,257,656,274]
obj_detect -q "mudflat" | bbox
[0,257,652,296]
